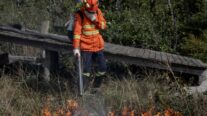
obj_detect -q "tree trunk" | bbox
[167,0,178,51]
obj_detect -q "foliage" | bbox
[102,0,176,51]
[180,32,207,62]
[0,0,74,30]
[0,0,207,60]
[102,0,207,54]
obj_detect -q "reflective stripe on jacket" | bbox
[73,8,107,52]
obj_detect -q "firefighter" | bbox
[73,0,107,91]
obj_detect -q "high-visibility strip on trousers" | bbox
[81,50,107,77]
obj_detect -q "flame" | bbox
[67,100,78,111]
[122,107,128,116]
[155,112,161,116]
[55,107,64,116]
[41,99,182,116]
[42,97,52,116]
[108,111,115,116]
[164,108,182,116]
[141,112,153,116]
[42,99,78,116]
[121,107,136,116]
[130,110,135,116]
[141,107,154,116]
[141,107,183,116]
[66,111,72,116]
[42,105,51,116]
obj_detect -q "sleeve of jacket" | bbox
[73,12,82,49]
[94,9,107,30]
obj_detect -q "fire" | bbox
[118,106,182,116]
[66,111,72,116]
[141,111,152,116]
[141,108,183,116]
[130,110,135,116]
[120,106,136,116]
[122,106,128,116]
[42,99,182,116]
[42,105,51,116]
[108,111,115,116]
[67,100,78,111]
[41,99,77,116]
[55,107,64,116]
[141,106,154,116]
[155,112,161,116]
[164,108,182,116]
[42,97,52,116]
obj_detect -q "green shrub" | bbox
[180,32,207,62]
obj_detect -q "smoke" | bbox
[76,94,109,116]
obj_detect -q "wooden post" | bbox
[40,21,59,81]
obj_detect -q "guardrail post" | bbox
[41,21,59,81]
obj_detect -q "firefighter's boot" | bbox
[93,76,103,88]
[91,75,105,94]
[93,72,106,88]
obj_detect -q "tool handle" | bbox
[77,55,83,96]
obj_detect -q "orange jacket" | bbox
[73,8,107,52]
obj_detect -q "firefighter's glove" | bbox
[84,10,97,22]
[73,48,80,57]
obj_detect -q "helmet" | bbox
[84,0,99,13]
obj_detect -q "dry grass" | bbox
[0,70,207,116]
[0,75,41,116]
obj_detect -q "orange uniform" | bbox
[73,8,107,52]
